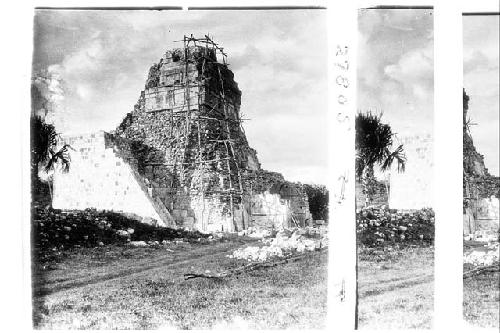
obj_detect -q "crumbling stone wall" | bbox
[242,170,311,227]
[463,90,500,200]
[355,178,389,208]
[249,192,291,230]
[463,90,499,235]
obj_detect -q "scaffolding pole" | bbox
[163,35,247,231]
[198,52,207,230]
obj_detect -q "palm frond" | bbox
[31,115,58,165]
[45,144,73,173]
[381,145,406,173]
[356,111,406,176]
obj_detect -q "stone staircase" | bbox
[106,134,175,227]
[129,168,175,227]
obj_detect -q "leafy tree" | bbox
[31,115,56,168]
[355,111,406,206]
[31,115,72,204]
[31,74,72,205]
[303,184,329,222]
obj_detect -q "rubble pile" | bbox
[228,226,328,262]
[237,227,272,238]
[464,242,499,266]
[356,206,434,247]
[464,230,499,243]
[32,206,209,260]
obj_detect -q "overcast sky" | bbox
[357,9,434,141]
[33,9,328,185]
[463,15,499,176]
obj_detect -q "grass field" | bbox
[357,245,434,329]
[463,240,500,328]
[464,271,500,328]
[32,237,328,329]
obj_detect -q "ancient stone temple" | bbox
[463,89,499,236]
[53,35,311,232]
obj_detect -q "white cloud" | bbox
[384,42,433,100]
[358,9,434,140]
[465,68,500,98]
[464,15,500,175]
[33,9,328,185]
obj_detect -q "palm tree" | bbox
[31,115,57,168]
[355,111,406,207]
[44,144,72,201]
[31,115,72,204]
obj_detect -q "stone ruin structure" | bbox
[463,89,499,237]
[355,178,388,208]
[53,35,312,232]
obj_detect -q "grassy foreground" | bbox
[32,238,328,329]
[357,245,434,329]
[464,271,500,328]
[463,240,499,329]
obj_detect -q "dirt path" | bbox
[33,239,257,297]
[359,272,434,298]
[357,246,434,329]
[32,239,329,329]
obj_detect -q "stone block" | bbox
[183,216,195,227]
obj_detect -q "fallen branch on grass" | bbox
[463,264,499,279]
[184,248,327,280]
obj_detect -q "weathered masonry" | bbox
[462,90,499,236]
[53,35,312,232]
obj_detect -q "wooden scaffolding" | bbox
[166,34,246,230]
